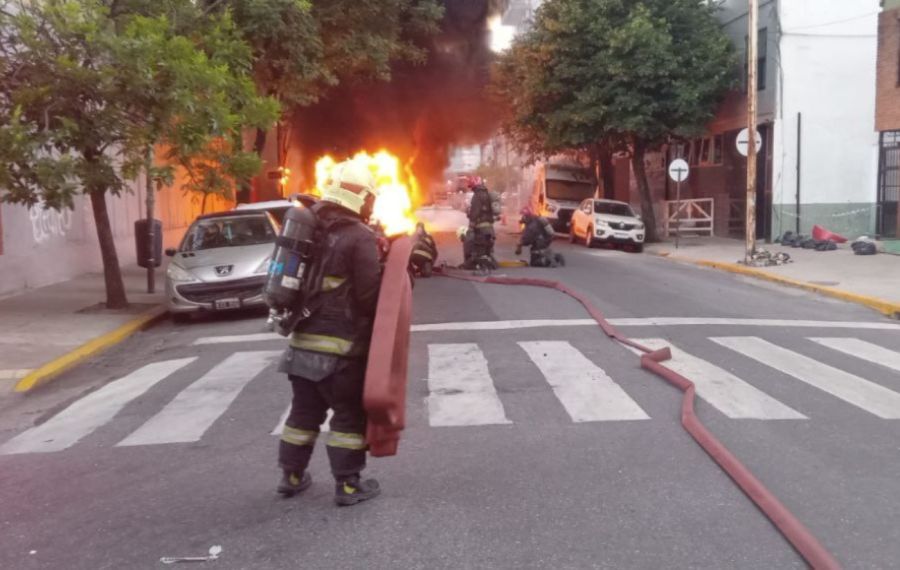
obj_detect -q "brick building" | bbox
[630,0,881,242]
[876,0,900,238]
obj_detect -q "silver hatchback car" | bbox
[165,210,278,321]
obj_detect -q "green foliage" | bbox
[0,0,279,210]
[213,0,444,109]
[493,0,736,240]
[495,0,735,154]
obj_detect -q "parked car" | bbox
[569,198,645,252]
[165,210,279,321]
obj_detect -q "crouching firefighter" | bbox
[263,159,383,506]
[409,222,438,277]
[515,207,565,267]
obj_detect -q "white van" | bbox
[530,162,596,232]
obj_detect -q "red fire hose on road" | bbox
[440,269,842,570]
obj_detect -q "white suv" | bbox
[569,199,645,252]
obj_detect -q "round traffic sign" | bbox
[736,128,762,157]
[668,158,690,183]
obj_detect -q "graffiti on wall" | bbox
[30,202,73,244]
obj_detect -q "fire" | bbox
[311,150,418,236]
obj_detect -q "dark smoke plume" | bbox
[290,0,508,199]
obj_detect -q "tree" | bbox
[493,0,735,241]
[0,0,278,308]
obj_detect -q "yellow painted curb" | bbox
[14,306,168,393]
[659,253,900,319]
[498,260,529,268]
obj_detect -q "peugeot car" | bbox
[165,210,278,321]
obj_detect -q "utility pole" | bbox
[145,147,156,294]
[744,0,759,265]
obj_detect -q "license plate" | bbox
[214,298,241,310]
[614,231,630,239]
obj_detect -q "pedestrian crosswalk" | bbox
[2,336,900,455]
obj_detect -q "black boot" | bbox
[277,470,312,497]
[334,475,381,506]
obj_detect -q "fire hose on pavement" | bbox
[437,268,842,570]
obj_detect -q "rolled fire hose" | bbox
[438,268,841,570]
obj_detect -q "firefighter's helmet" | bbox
[319,159,378,215]
[456,226,469,241]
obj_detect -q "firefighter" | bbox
[410,222,438,277]
[515,207,565,267]
[465,176,499,270]
[276,158,383,507]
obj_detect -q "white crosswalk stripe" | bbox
[626,339,806,420]
[118,351,280,446]
[425,343,511,427]
[0,358,196,455]
[6,335,900,455]
[809,338,900,374]
[520,341,649,422]
[712,337,900,419]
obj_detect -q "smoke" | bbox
[289,0,508,199]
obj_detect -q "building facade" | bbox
[0,172,229,297]
[875,0,900,237]
[635,0,881,241]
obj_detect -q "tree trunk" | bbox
[598,143,616,200]
[630,140,659,243]
[201,192,209,214]
[89,188,129,309]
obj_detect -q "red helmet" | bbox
[519,206,533,218]
[466,175,484,189]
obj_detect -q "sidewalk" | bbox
[645,237,900,318]
[0,266,165,396]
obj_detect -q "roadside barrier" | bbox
[437,267,841,569]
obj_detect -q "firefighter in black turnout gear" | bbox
[409,222,438,277]
[516,207,565,267]
[275,159,383,506]
[463,176,499,270]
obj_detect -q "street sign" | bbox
[668,159,690,183]
[736,128,762,157]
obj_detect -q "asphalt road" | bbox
[2,232,900,569]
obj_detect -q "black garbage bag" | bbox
[851,240,877,255]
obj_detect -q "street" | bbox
[2,235,900,569]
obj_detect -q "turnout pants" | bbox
[278,358,368,480]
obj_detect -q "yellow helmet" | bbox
[456,226,469,241]
[319,158,378,215]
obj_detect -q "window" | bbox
[744,28,767,91]
[594,201,636,217]
[688,136,724,167]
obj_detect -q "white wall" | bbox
[0,175,229,296]
[773,0,880,208]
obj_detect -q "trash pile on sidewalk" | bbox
[743,249,792,267]
[775,225,881,256]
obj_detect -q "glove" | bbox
[515,245,522,256]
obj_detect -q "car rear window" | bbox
[594,202,635,217]
[181,216,275,251]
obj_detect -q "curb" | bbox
[655,252,900,320]
[14,305,168,393]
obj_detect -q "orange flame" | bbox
[311,150,418,236]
